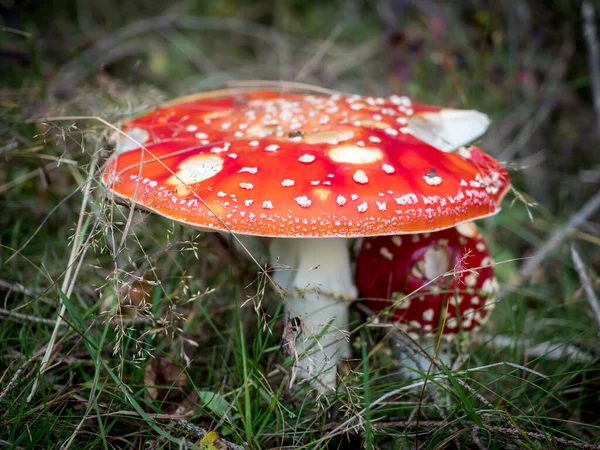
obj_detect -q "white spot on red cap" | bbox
[265,144,279,152]
[294,196,311,208]
[249,140,259,147]
[353,170,369,184]
[422,308,435,322]
[239,182,254,190]
[238,167,258,174]
[328,145,383,164]
[409,320,422,329]
[456,222,478,238]
[482,277,499,294]
[262,200,274,209]
[382,164,395,174]
[379,247,393,260]
[303,129,354,144]
[394,193,418,205]
[459,146,472,159]
[465,273,478,287]
[336,195,347,206]
[391,236,402,247]
[376,201,386,211]
[211,144,229,153]
[390,95,412,106]
[281,179,295,187]
[165,154,223,187]
[423,246,449,280]
[394,295,411,309]
[424,171,442,186]
[244,199,253,206]
[357,202,368,212]
[186,124,198,132]
[298,154,316,163]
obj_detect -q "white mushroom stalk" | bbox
[270,238,357,388]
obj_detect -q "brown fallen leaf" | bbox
[119,278,153,309]
[144,357,188,403]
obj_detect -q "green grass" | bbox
[2,1,600,448]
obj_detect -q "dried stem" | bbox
[27,152,99,402]
[518,189,600,281]
[570,245,600,331]
[583,2,600,132]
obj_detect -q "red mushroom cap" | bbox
[103,88,510,238]
[356,223,497,337]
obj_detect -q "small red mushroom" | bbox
[356,223,498,371]
[102,86,509,387]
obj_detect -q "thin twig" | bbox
[472,333,593,362]
[498,42,572,161]
[583,2,600,132]
[51,14,292,92]
[0,279,44,299]
[499,99,556,161]
[486,425,600,450]
[0,346,47,405]
[570,246,600,332]
[324,36,385,80]
[294,24,344,82]
[518,189,600,280]
[0,160,76,195]
[341,420,600,450]
[0,308,65,326]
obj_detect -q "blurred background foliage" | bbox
[1,0,600,448]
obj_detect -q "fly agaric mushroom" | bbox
[102,86,509,388]
[356,223,498,373]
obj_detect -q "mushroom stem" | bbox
[392,337,454,379]
[270,237,357,388]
